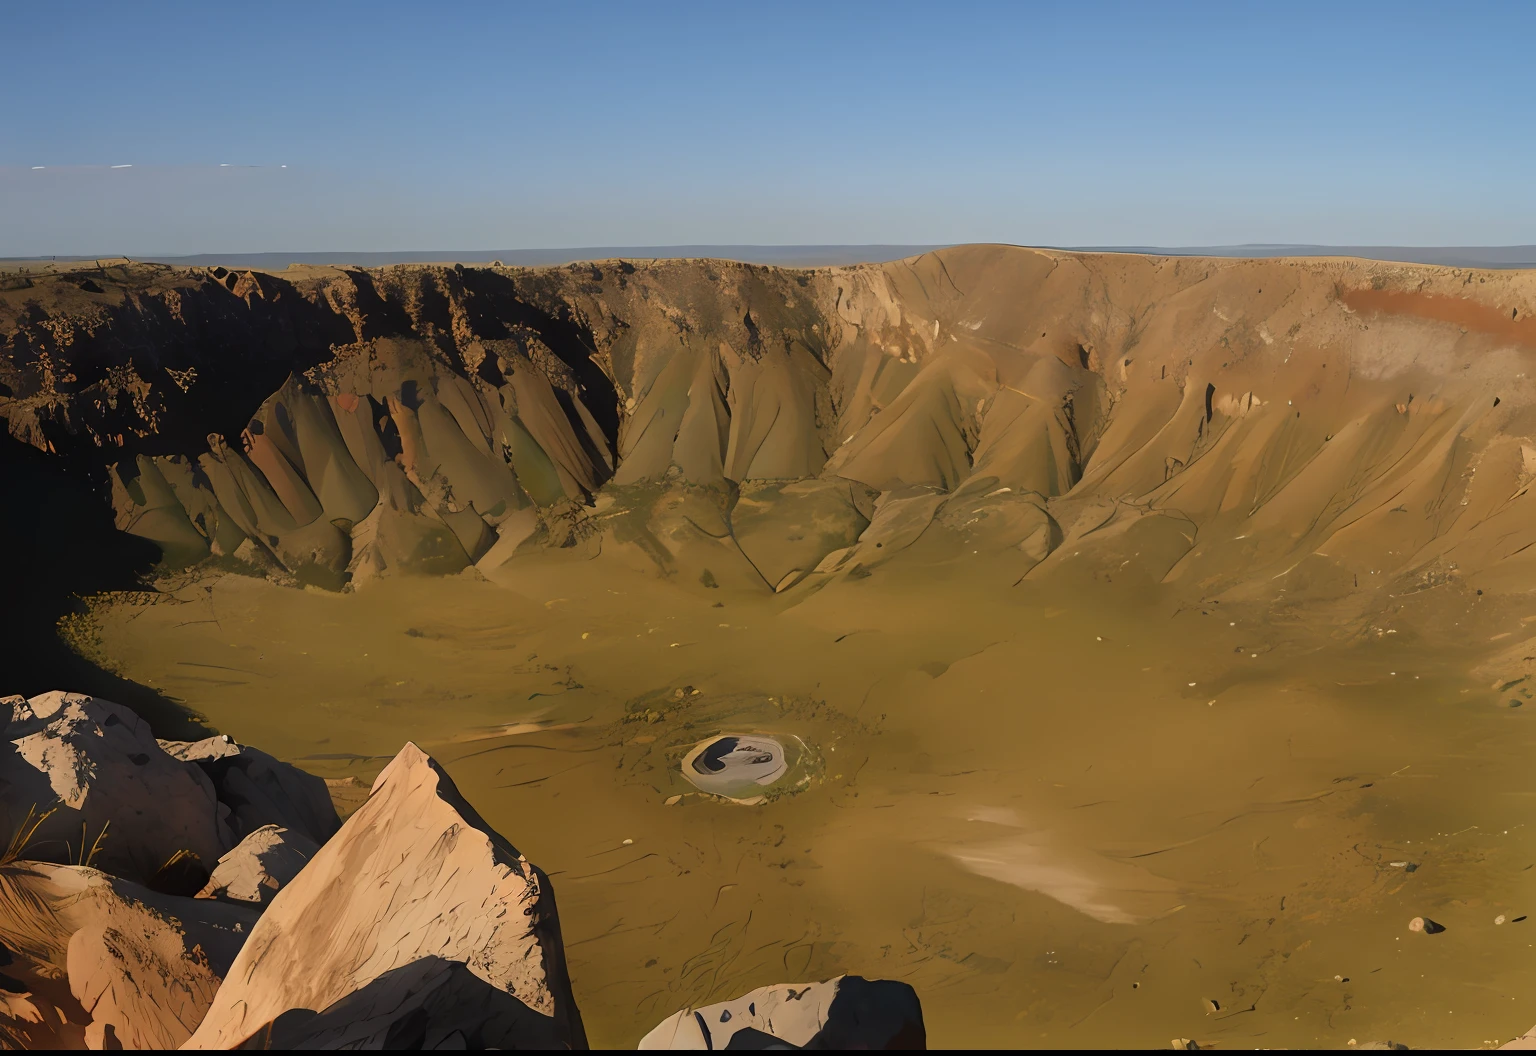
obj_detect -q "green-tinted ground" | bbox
[75,537,1536,1050]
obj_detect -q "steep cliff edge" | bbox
[6,247,1536,620]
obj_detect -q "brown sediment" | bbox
[1340,286,1536,347]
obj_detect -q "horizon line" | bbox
[5,242,1536,271]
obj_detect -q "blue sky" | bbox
[4,1,1533,255]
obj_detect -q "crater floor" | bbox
[81,548,1536,1049]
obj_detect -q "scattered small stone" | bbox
[622,839,633,846]
[1496,914,1507,925]
[1408,916,1445,934]
[1511,699,1524,708]
[664,795,682,806]
[1202,997,1220,1013]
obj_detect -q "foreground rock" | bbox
[227,956,578,1049]
[0,690,925,1050]
[184,742,586,1049]
[159,735,340,845]
[1504,1025,1536,1048]
[1,692,230,883]
[639,975,925,1050]
[195,825,318,907]
[0,860,257,1049]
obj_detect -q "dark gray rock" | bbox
[639,975,925,1050]
[159,735,340,845]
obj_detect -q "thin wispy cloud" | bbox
[12,163,290,171]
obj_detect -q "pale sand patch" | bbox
[947,808,1182,925]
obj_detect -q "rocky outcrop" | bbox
[0,691,345,901]
[0,691,230,884]
[16,249,1536,610]
[0,860,257,1049]
[195,825,317,908]
[1,262,625,590]
[0,691,930,1049]
[639,975,926,1050]
[159,735,339,846]
[0,691,590,1050]
[184,742,585,1049]
[228,956,576,1050]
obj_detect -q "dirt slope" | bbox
[4,246,1535,613]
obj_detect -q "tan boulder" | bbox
[1504,1026,1536,1048]
[0,985,90,1050]
[159,735,340,845]
[1,692,231,884]
[184,742,585,1049]
[638,975,926,1050]
[0,860,257,1049]
[195,825,318,907]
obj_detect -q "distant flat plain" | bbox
[4,243,1536,270]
